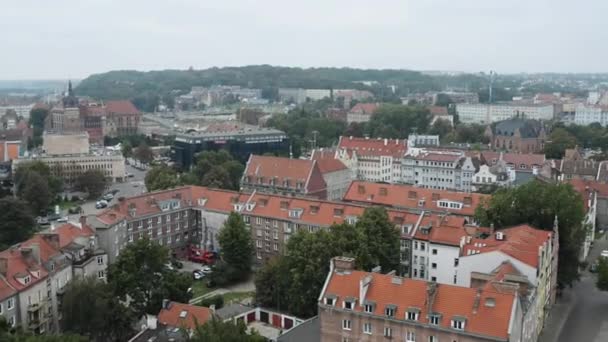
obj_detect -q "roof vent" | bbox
[495,232,505,240]
[485,297,496,307]
[179,310,188,318]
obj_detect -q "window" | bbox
[407,310,419,321]
[420,242,426,251]
[431,263,437,269]
[414,241,418,249]
[364,303,374,313]
[363,322,372,335]
[273,230,279,240]
[431,276,437,282]
[342,319,351,330]
[432,249,437,255]
[97,256,104,265]
[24,276,31,285]
[451,319,465,330]
[454,258,459,267]
[429,314,440,325]
[8,316,14,327]
[325,297,335,306]
[406,331,416,342]
[273,243,279,251]
[384,327,392,337]
[429,336,438,342]
[344,300,354,310]
[243,216,250,224]
[256,229,262,237]
[97,271,105,279]
[453,274,457,284]
[256,240,263,248]
[385,306,395,317]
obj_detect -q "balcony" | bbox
[28,302,42,312]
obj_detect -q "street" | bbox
[551,236,608,342]
[66,164,148,219]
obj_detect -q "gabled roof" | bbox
[0,277,16,301]
[323,269,516,340]
[310,150,347,174]
[243,155,318,187]
[492,119,543,138]
[337,136,407,158]
[462,225,552,268]
[105,100,140,115]
[348,103,378,115]
[481,151,545,172]
[157,301,213,330]
[343,181,487,217]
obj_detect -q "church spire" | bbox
[68,80,73,96]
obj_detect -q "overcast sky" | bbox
[1,0,607,79]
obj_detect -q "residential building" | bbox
[311,149,353,201]
[171,125,288,169]
[305,89,331,101]
[574,104,608,126]
[402,148,478,192]
[0,220,107,334]
[318,256,523,342]
[336,136,407,183]
[241,155,327,199]
[472,163,514,191]
[105,100,141,136]
[346,103,379,124]
[568,179,600,260]
[485,118,546,153]
[434,91,479,104]
[278,88,307,104]
[42,132,90,155]
[480,151,546,186]
[343,181,487,220]
[13,149,126,185]
[407,133,440,147]
[456,103,555,124]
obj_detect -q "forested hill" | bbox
[75,65,488,110]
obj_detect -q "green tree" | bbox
[28,108,49,148]
[217,212,254,281]
[108,238,192,317]
[475,181,586,288]
[121,141,133,158]
[366,104,431,139]
[201,166,232,189]
[429,118,453,138]
[355,207,401,272]
[14,161,63,200]
[74,170,108,199]
[187,150,244,190]
[134,142,154,164]
[544,128,578,159]
[18,171,51,215]
[61,276,134,341]
[145,165,180,191]
[0,197,36,249]
[0,316,86,341]
[190,318,266,342]
[597,258,608,291]
[254,257,290,310]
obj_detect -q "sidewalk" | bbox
[538,288,576,342]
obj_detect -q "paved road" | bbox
[556,236,608,342]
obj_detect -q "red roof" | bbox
[343,181,487,217]
[481,152,545,171]
[158,301,213,330]
[349,103,378,115]
[462,225,552,268]
[337,136,407,158]
[323,268,516,340]
[105,100,140,115]
[0,277,16,301]
[244,155,317,185]
[310,149,348,174]
[428,106,449,115]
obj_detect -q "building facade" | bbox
[346,103,379,124]
[456,103,555,124]
[336,136,407,183]
[105,100,141,136]
[485,118,546,153]
[574,104,608,126]
[401,148,477,192]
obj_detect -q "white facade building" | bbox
[401,148,477,192]
[574,105,608,126]
[456,103,555,124]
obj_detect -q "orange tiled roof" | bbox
[0,277,16,301]
[105,100,140,115]
[349,103,378,115]
[53,223,96,248]
[323,269,516,340]
[337,136,407,158]
[481,152,545,171]
[244,155,317,185]
[462,225,551,268]
[158,301,213,330]
[343,181,488,217]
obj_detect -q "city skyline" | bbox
[1,0,608,79]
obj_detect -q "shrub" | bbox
[199,295,224,309]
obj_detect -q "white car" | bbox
[200,266,212,274]
[601,250,608,258]
[56,217,69,223]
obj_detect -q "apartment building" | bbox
[346,103,379,124]
[241,155,328,199]
[568,179,600,260]
[456,103,555,124]
[402,148,478,192]
[0,220,107,334]
[480,151,546,185]
[336,136,407,183]
[13,149,126,185]
[343,181,487,221]
[574,104,608,126]
[485,118,546,153]
[311,149,354,201]
[318,256,523,342]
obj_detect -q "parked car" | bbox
[601,250,608,259]
[111,189,120,195]
[47,213,61,221]
[56,216,68,223]
[200,266,212,274]
[171,259,184,269]
[95,200,108,209]
[127,173,135,178]
[67,206,82,214]
[590,261,599,273]
[36,217,49,225]
[193,270,205,280]
[103,193,114,201]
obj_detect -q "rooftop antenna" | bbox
[488,71,495,104]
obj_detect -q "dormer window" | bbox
[344,298,355,310]
[283,179,290,187]
[246,202,256,211]
[288,209,302,219]
[363,301,375,313]
[451,317,466,330]
[324,295,337,306]
[234,204,243,211]
[385,304,397,317]
[429,313,441,325]
[406,308,420,321]
[24,276,31,285]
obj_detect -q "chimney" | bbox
[472,288,482,314]
[162,299,171,310]
[41,234,60,250]
[209,304,216,313]
[489,223,495,235]
[332,256,355,273]
[0,257,7,276]
[79,216,87,228]
[360,274,372,304]
[426,282,438,314]
[384,138,388,146]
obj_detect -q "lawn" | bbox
[191,281,214,298]
[223,291,255,305]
